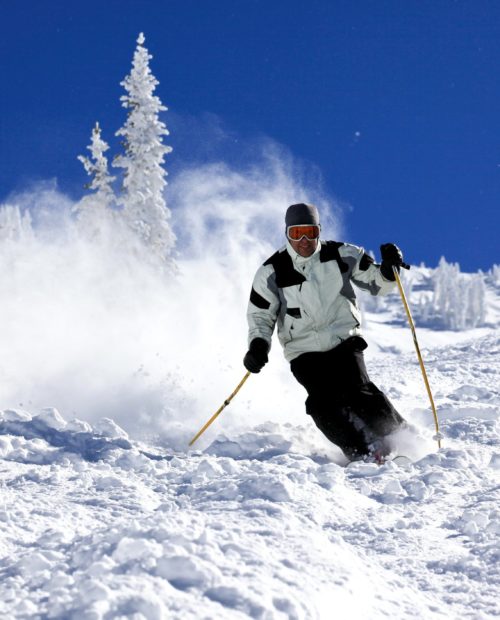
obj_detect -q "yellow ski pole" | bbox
[188,371,251,447]
[393,266,442,449]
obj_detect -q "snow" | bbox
[0,326,498,618]
[0,168,498,617]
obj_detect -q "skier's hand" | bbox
[380,243,404,281]
[243,338,270,373]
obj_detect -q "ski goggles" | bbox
[286,224,321,241]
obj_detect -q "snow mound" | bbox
[0,331,499,618]
[0,409,133,463]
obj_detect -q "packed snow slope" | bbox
[0,327,498,619]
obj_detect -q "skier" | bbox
[243,202,406,461]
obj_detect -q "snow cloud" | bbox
[0,144,342,450]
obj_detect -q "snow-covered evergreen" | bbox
[75,122,116,238]
[0,204,34,242]
[78,122,116,202]
[113,33,176,268]
[421,257,487,330]
[359,257,488,331]
[489,264,500,287]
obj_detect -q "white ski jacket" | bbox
[247,240,397,362]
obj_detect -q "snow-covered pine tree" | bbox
[467,272,486,327]
[75,122,116,236]
[0,204,34,242]
[420,257,487,330]
[113,33,176,268]
[433,257,461,329]
[489,264,500,287]
[78,122,116,201]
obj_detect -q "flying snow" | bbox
[0,149,339,448]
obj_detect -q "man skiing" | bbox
[243,202,406,461]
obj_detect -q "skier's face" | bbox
[286,224,320,257]
[289,236,318,257]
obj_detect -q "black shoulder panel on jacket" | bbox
[320,241,349,273]
[359,252,375,271]
[250,287,271,309]
[264,250,306,288]
[263,250,280,267]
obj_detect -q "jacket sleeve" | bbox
[341,244,397,296]
[246,263,280,347]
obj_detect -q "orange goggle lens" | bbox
[287,225,320,241]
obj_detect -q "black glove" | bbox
[243,338,270,373]
[380,243,404,281]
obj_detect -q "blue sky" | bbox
[1,0,499,271]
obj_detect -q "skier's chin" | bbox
[297,243,316,257]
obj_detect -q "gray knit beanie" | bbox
[285,203,320,227]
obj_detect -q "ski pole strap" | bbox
[393,267,442,449]
[188,371,251,447]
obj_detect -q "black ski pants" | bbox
[290,336,405,458]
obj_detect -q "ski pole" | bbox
[188,371,251,447]
[393,266,442,449]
